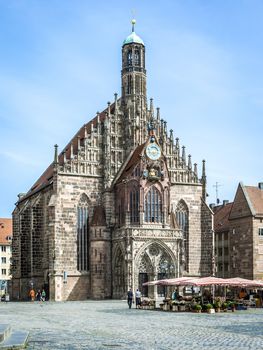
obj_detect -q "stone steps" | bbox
[0,324,28,349]
[0,325,11,343]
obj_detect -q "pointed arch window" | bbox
[134,49,140,65]
[144,186,162,223]
[157,253,175,296]
[127,50,132,65]
[127,75,132,94]
[176,200,189,269]
[77,194,89,271]
[130,188,139,224]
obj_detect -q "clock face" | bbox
[146,143,161,160]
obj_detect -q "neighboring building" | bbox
[214,182,263,280]
[0,218,12,294]
[12,21,213,301]
[214,201,232,278]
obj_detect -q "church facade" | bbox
[11,22,213,301]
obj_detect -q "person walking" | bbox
[29,289,35,302]
[36,290,41,301]
[41,289,46,302]
[127,288,133,309]
[172,289,177,300]
[135,289,142,309]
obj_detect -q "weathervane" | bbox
[131,8,136,31]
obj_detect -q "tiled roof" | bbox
[214,203,233,233]
[19,103,116,203]
[244,186,263,215]
[0,218,12,245]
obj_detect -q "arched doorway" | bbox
[112,247,126,298]
[138,253,153,297]
[136,242,177,298]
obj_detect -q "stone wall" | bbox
[200,200,213,275]
[229,216,253,279]
[252,218,263,279]
[90,226,111,299]
[170,183,209,276]
[50,173,104,300]
[11,186,52,300]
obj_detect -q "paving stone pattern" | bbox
[1,301,263,349]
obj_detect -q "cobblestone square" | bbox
[1,301,263,349]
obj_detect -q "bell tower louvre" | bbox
[11,20,213,301]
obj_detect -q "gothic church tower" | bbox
[121,20,149,153]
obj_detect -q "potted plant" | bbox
[229,301,236,312]
[193,304,202,313]
[214,299,222,313]
[222,302,228,312]
[205,303,215,314]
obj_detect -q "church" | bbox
[11,21,213,301]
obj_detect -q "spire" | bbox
[202,159,206,180]
[156,107,160,121]
[96,111,100,124]
[188,154,192,170]
[54,144,58,165]
[150,98,154,117]
[175,137,180,166]
[107,101,111,117]
[182,146,186,165]
[96,111,101,134]
[175,137,180,150]
[201,159,207,200]
[169,129,174,152]
[194,163,198,177]
[63,150,67,164]
[114,93,118,114]
[163,121,167,135]
[70,143,74,159]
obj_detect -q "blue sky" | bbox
[0,0,263,217]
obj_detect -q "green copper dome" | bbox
[123,19,144,46]
[123,31,144,46]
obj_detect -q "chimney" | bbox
[223,200,229,206]
[258,182,263,190]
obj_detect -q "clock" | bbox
[146,143,161,160]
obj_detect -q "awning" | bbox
[142,277,196,286]
[223,277,263,288]
[143,276,263,287]
[176,276,230,287]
